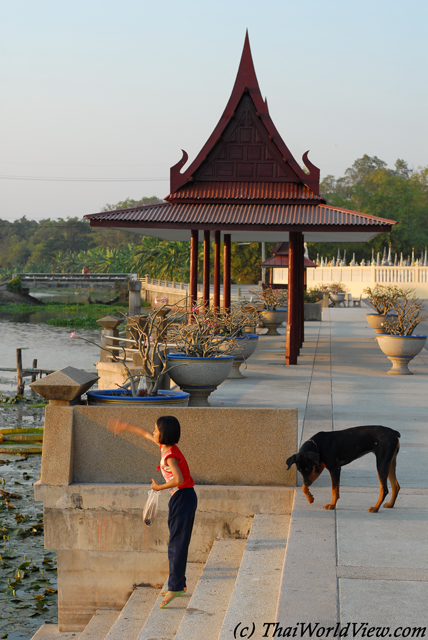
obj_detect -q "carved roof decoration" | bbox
[169,32,321,198]
[85,33,397,243]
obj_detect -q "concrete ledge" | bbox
[35,483,294,514]
[40,406,297,487]
[36,483,294,557]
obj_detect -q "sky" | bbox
[1,0,427,222]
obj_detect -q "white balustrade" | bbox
[275,265,428,297]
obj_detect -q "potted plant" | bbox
[364,285,402,334]
[376,288,428,375]
[72,304,191,405]
[328,282,349,306]
[166,308,237,406]
[249,287,288,335]
[211,305,261,378]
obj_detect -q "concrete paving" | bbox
[210,304,428,635]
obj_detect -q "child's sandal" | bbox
[159,590,185,609]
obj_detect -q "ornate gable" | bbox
[193,94,300,183]
[170,32,321,196]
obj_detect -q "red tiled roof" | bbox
[86,202,396,230]
[167,182,323,202]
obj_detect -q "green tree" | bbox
[308,156,428,263]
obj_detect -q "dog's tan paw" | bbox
[383,502,393,509]
[302,487,314,504]
[368,506,379,513]
[323,503,336,510]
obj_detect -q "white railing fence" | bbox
[140,275,253,304]
[273,266,428,297]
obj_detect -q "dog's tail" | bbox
[393,429,401,439]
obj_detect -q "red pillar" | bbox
[286,232,299,365]
[203,230,210,308]
[189,229,198,309]
[214,230,221,311]
[300,234,305,348]
[223,233,231,311]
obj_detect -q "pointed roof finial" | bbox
[233,29,260,96]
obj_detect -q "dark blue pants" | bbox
[167,487,197,592]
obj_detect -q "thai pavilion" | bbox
[85,33,396,364]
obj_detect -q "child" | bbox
[109,415,197,609]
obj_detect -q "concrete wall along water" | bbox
[36,404,297,630]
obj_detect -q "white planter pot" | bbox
[377,334,427,375]
[225,334,259,379]
[260,309,288,335]
[330,293,345,306]
[366,313,393,334]
[166,354,234,406]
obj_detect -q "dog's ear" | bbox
[306,451,320,465]
[286,454,297,470]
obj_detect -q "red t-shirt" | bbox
[158,444,194,495]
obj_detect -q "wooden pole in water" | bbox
[16,348,24,395]
[31,359,38,384]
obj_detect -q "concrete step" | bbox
[218,514,291,640]
[104,586,159,640]
[136,562,204,640]
[30,625,81,640]
[79,609,121,640]
[174,538,247,640]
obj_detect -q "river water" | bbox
[0,291,107,394]
[0,291,107,640]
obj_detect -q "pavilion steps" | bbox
[30,514,290,640]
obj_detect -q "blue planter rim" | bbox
[87,389,190,403]
[216,333,259,340]
[167,353,234,361]
[377,334,427,338]
[367,313,397,317]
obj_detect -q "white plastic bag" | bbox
[143,489,159,526]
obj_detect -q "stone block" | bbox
[40,405,74,485]
[30,366,99,402]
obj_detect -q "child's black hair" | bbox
[156,416,181,446]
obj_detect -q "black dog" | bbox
[286,425,400,513]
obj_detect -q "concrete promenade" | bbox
[213,305,428,635]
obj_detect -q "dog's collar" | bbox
[308,439,319,451]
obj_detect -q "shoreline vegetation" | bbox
[0,300,152,329]
[1,156,428,283]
